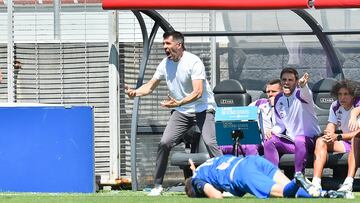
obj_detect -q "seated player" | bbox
[311,80,360,194]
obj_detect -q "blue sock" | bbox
[283,180,299,198]
[295,188,312,198]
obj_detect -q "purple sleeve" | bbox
[255,98,268,107]
[354,97,360,107]
[273,94,286,134]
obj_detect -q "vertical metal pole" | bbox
[108,10,120,183]
[54,0,61,40]
[246,11,252,31]
[345,10,351,30]
[293,10,343,79]
[7,0,14,103]
[210,11,217,88]
[130,10,160,192]
[130,11,149,192]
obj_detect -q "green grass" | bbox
[0,191,359,203]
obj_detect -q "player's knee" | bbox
[201,138,218,148]
[159,140,172,150]
[294,136,306,146]
[263,139,274,148]
[315,138,327,148]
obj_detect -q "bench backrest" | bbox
[311,78,337,131]
[213,79,252,155]
[258,84,268,99]
[213,79,252,106]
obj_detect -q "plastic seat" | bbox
[213,79,252,106]
[214,79,252,156]
[311,78,337,131]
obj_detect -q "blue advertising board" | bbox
[215,106,258,121]
[215,106,262,146]
[0,104,94,193]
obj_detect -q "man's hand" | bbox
[160,95,183,108]
[124,84,136,99]
[322,130,336,143]
[348,116,360,132]
[189,159,196,173]
[264,130,273,140]
[298,72,309,88]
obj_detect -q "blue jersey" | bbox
[192,155,278,198]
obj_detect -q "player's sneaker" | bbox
[323,190,342,198]
[337,182,353,192]
[311,179,322,191]
[344,191,355,199]
[147,185,164,196]
[294,172,321,197]
[322,190,355,199]
[222,191,234,197]
[312,182,322,192]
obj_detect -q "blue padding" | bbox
[0,106,94,193]
[215,106,258,121]
[215,120,262,145]
[215,106,262,146]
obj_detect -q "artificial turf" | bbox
[0,191,358,203]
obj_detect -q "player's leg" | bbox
[150,111,191,196]
[246,156,298,198]
[263,135,295,166]
[294,135,314,173]
[338,140,356,192]
[196,111,223,157]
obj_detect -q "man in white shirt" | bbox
[263,68,321,179]
[311,79,360,195]
[126,31,222,196]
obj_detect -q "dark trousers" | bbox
[153,110,223,185]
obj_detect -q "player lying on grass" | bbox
[185,155,352,199]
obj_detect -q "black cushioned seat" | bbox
[311,77,337,131]
[213,79,251,107]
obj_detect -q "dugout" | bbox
[102,0,360,191]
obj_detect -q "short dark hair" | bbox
[163,31,186,50]
[185,178,196,197]
[280,67,299,80]
[331,79,360,98]
[267,79,282,86]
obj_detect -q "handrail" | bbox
[182,30,360,37]
[103,0,310,10]
[103,0,360,10]
[129,10,173,192]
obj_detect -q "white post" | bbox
[210,10,217,88]
[53,0,61,40]
[7,0,14,103]
[108,10,120,183]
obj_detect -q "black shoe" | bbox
[323,190,344,198]
[294,172,320,197]
[322,190,354,199]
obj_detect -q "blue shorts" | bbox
[231,155,278,198]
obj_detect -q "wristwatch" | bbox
[337,134,343,141]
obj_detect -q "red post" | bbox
[102,0,310,10]
[314,0,360,8]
